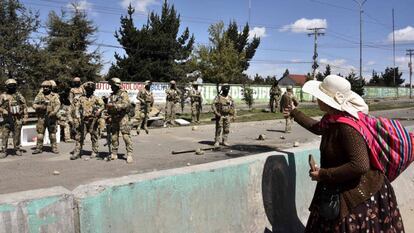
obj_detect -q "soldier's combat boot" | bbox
[136,129,140,135]
[144,127,149,134]
[65,138,75,143]
[91,152,97,158]
[52,147,59,154]
[221,141,230,147]
[214,140,220,147]
[70,154,80,160]
[32,148,42,154]
[111,153,118,160]
[126,154,133,163]
[15,149,22,156]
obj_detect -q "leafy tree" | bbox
[109,1,194,82]
[0,0,40,97]
[315,72,324,81]
[252,73,265,84]
[264,75,277,85]
[225,21,260,71]
[191,21,245,88]
[345,71,365,96]
[242,85,254,110]
[43,7,101,86]
[368,70,382,86]
[381,67,404,87]
[323,64,331,77]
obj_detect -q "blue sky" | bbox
[24,0,414,83]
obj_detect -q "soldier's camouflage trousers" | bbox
[1,117,23,151]
[191,102,201,122]
[215,116,230,143]
[111,115,133,155]
[284,115,293,133]
[165,101,176,124]
[58,120,71,141]
[36,117,58,151]
[74,118,100,156]
[269,96,280,113]
[138,111,149,130]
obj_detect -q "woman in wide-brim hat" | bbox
[289,75,404,232]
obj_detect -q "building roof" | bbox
[279,74,307,86]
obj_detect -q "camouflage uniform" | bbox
[269,84,282,113]
[32,81,61,154]
[0,79,28,157]
[280,86,299,133]
[106,78,133,163]
[70,82,104,159]
[165,80,181,125]
[57,105,73,142]
[212,84,235,147]
[69,77,85,104]
[189,83,203,123]
[136,81,154,134]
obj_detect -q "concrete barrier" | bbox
[0,186,76,233]
[1,143,413,232]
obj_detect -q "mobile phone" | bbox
[309,154,317,172]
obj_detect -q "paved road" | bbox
[0,107,413,194]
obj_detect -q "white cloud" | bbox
[249,27,267,40]
[319,58,356,75]
[67,0,93,12]
[366,61,376,66]
[121,0,159,12]
[388,26,414,43]
[280,18,327,33]
[245,64,286,78]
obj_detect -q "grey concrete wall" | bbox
[0,187,76,233]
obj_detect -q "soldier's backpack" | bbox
[321,112,414,182]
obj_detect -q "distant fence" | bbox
[95,82,412,105]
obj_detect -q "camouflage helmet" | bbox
[5,79,17,86]
[110,77,121,86]
[286,85,293,91]
[41,80,52,87]
[192,81,199,86]
[49,80,57,87]
[73,77,81,82]
[170,80,176,85]
[144,80,152,86]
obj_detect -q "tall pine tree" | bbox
[108,1,194,82]
[0,0,40,97]
[43,6,101,87]
[345,71,365,96]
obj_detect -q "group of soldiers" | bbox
[0,77,298,161]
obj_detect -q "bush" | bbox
[242,86,255,110]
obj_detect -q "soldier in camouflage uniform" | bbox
[69,77,85,103]
[32,81,61,154]
[269,81,282,113]
[136,80,154,135]
[106,78,134,163]
[164,80,181,125]
[70,82,104,160]
[279,85,299,133]
[0,79,28,158]
[212,84,236,147]
[51,80,73,143]
[189,82,203,124]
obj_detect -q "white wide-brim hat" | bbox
[302,75,369,119]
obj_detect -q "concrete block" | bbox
[0,187,76,233]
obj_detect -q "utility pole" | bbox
[307,28,325,80]
[248,0,251,25]
[352,0,367,79]
[407,49,414,99]
[393,9,396,86]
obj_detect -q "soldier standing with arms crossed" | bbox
[70,82,104,160]
[32,81,61,154]
[189,82,203,124]
[212,84,235,147]
[106,78,134,163]
[280,85,299,133]
[164,80,181,126]
[0,79,28,158]
[136,80,154,135]
[269,81,282,113]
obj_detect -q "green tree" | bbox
[345,71,365,96]
[242,85,254,110]
[225,21,260,71]
[381,67,404,87]
[323,64,331,78]
[0,0,40,97]
[252,73,264,84]
[191,21,245,88]
[43,7,101,86]
[109,1,194,82]
[315,72,324,81]
[368,70,382,86]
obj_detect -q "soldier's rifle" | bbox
[102,96,112,160]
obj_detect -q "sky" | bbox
[23,0,414,83]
